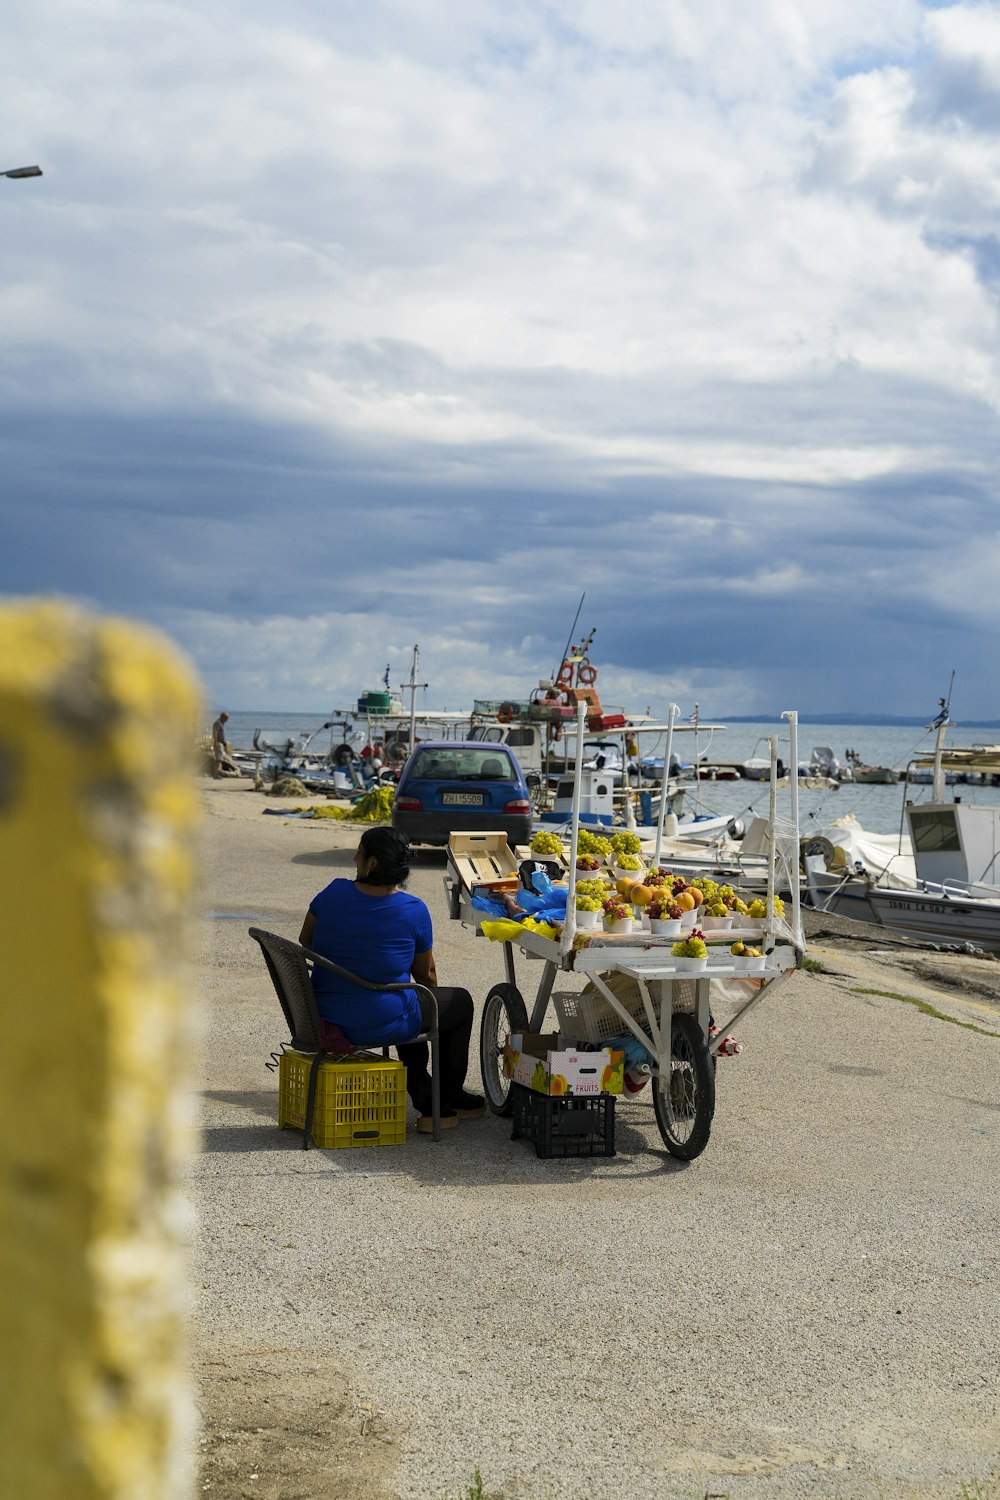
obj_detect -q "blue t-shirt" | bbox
[308,879,432,1045]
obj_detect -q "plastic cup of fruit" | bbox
[603,915,634,935]
[613,864,644,882]
[747,952,766,973]
[702,913,733,931]
[672,954,708,973]
[574,908,601,931]
[728,951,751,974]
[649,917,682,938]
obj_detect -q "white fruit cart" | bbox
[445,704,805,1160]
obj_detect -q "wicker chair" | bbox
[249,928,441,1145]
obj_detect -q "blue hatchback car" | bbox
[392,740,533,848]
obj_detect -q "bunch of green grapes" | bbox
[672,936,708,958]
[574,894,602,912]
[747,897,768,918]
[698,879,719,903]
[610,830,641,856]
[614,852,642,870]
[530,829,564,855]
[718,884,735,902]
[579,828,613,858]
[575,877,612,898]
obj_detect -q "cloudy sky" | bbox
[3,0,1000,719]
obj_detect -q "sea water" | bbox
[214,711,1000,837]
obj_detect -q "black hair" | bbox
[358,826,411,887]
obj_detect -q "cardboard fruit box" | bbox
[503,1033,624,1097]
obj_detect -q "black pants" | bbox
[396,986,474,1112]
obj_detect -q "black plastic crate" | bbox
[510,1082,616,1159]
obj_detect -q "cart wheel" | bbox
[652,1012,716,1161]
[480,983,528,1117]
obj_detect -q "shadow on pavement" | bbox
[197,1087,688,1179]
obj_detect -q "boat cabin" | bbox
[907,801,1000,892]
[468,722,626,780]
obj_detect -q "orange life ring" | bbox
[556,662,574,687]
[577,661,597,686]
[497,701,515,724]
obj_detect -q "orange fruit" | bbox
[688,886,705,907]
[675,891,696,911]
[629,884,653,907]
[616,877,637,898]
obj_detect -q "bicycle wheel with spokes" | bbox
[652,1012,715,1160]
[480,983,529,1117]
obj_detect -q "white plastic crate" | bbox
[551,977,698,1043]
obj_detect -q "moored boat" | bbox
[805,715,1000,949]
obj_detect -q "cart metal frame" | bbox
[445,706,805,1159]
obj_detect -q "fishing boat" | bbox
[805,714,1000,950]
[470,627,731,835]
[844,750,898,784]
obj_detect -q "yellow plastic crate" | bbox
[278,1049,407,1148]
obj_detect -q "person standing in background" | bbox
[211,711,230,778]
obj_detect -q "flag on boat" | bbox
[689,704,700,727]
[383,663,391,689]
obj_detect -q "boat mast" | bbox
[400,644,428,753]
[692,703,701,815]
[931,675,955,802]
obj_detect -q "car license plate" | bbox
[442,792,484,806]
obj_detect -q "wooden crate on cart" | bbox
[447,831,520,894]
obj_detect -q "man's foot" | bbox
[447,1091,487,1119]
[416,1108,458,1134]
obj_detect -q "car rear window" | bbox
[409,748,517,781]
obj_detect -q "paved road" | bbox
[191,787,1000,1499]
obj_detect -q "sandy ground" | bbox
[190,780,1000,1500]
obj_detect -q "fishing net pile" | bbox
[266,776,309,797]
[295,786,395,823]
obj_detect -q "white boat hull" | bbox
[867,889,1000,951]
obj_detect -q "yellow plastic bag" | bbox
[480,916,558,944]
[480,919,526,944]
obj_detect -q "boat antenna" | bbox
[553,591,586,681]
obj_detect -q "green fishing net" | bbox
[295,786,395,823]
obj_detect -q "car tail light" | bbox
[395,796,423,812]
[504,799,531,814]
